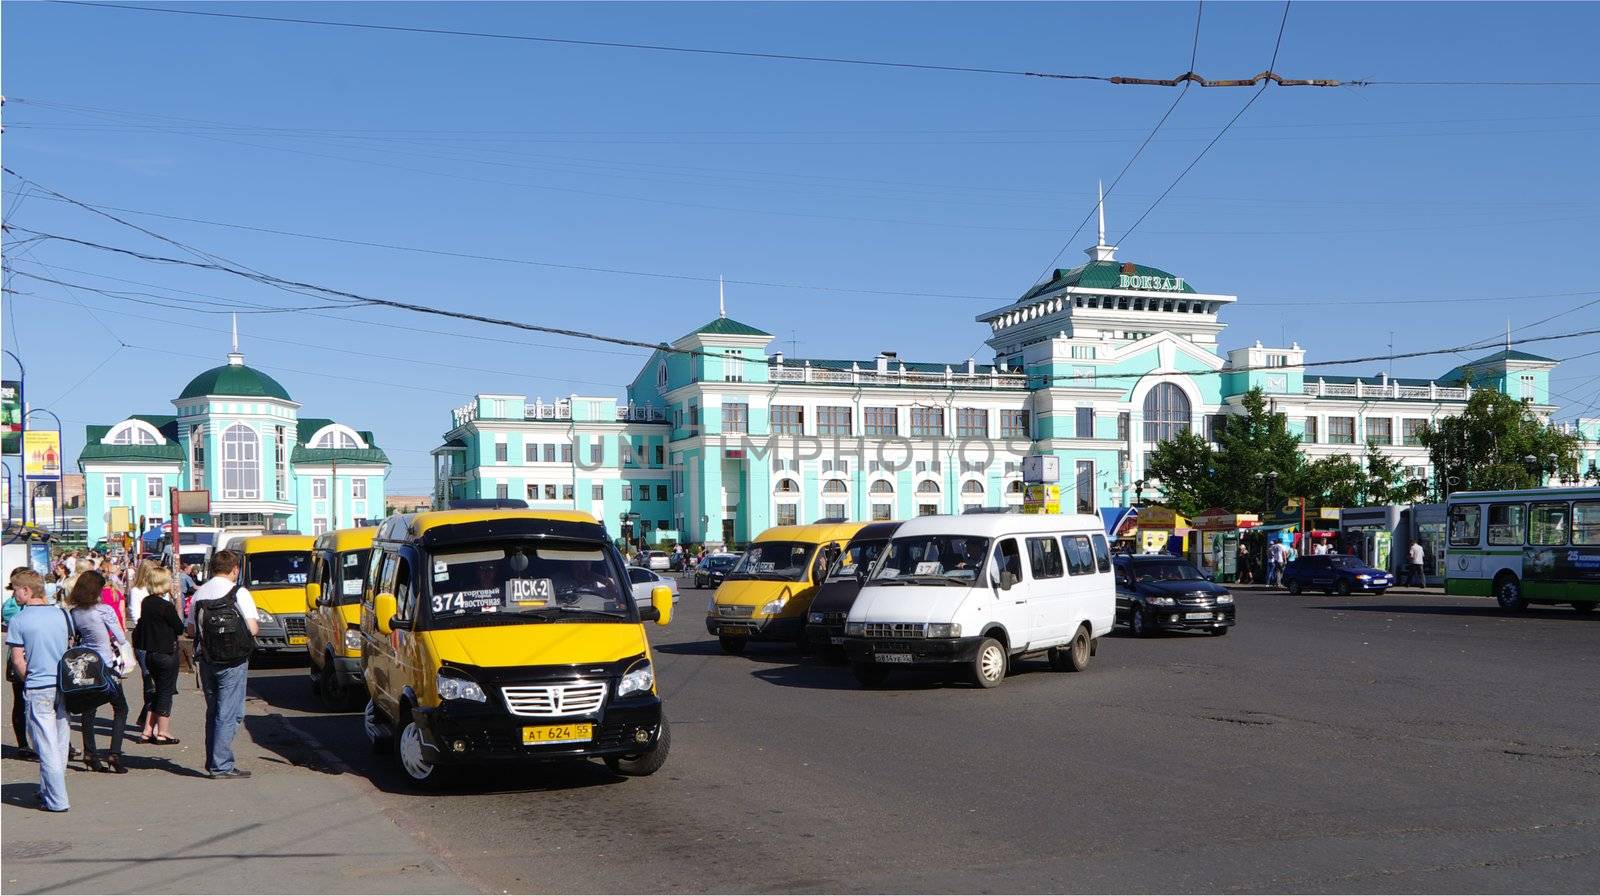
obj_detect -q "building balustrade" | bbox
[769,362,1028,390]
[1303,378,1469,401]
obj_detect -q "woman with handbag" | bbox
[65,572,131,774]
[133,567,184,746]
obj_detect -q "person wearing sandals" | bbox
[133,567,184,746]
[65,572,131,774]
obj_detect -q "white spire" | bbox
[227,312,245,366]
[1086,180,1118,262]
[719,274,726,318]
[1097,179,1106,246]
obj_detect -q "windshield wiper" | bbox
[871,578,910,586]
[524,606,629,621]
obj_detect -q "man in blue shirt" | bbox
[5,569,72,812]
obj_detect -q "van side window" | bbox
[368,550,389,606]
[1090,534,1112,573]
[1026,537,1064,579]
[394,556,417,620]
[1062,535,1096,576]
[993,538,1023,585]
[319,552,336,606]
[379,553,399,599]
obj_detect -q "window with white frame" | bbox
[865,407,898,436]
[562,484,574,500]
[1329,416,1356,445]
[221,424,261,499]
[190,424,206,484]
[526,484,539,500]
[1075,407,1095,439]
[109,422,159,445]
[545,484,557,500]
[1367,418,1393,445]
[916,480,941,495]
[817,406,852,437]
[910,407,943,437]
[274,426,288,499]
[956,408,988,438]
[147,478,163,501]
[917,503,939,517]
[869,479,894,496]
[722,403,749,434]
[592,484,604,501]
[822,479,847,495]
[525,444,539,463]
[494,440,508,463]
[313,517,328,535]
[622,484,633,501]
[312,428,360,449]
[1000,410,1030,439]
[871,503,893,521]
[106,476,123,499]
[589,442,603,464]
[777,504,798,526]
[313,477,328,500]
[1521,374,1536,400]
[560,442,573,463]
[1402,418,1427,446]
[775,477,800,494]
[496,482,509,500]
[1071,345,1097,360]
[771,405,804,435]
[824,503,847,520]
[961,480,984,496]
[543,444,557,463]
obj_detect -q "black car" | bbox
[1113,554,1235,637]
[802,521,901,652]
[693,553,741,589]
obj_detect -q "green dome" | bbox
[178,361,291,401]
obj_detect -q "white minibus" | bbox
[841,513,1116,688]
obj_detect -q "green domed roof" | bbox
[178,359,291,401]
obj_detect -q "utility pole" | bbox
[331,457,339,530]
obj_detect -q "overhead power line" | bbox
[50,1,1346,88]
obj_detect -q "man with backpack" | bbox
[4,569,72,811]
[185,550,259,780]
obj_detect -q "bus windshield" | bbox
[424,541,634,629]
[729,542,814,582]
[870,535,990,586]
[245,551,312,588]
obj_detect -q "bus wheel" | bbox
[1494,573,1527,612]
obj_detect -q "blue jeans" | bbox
[199,659,249,774]
[24,687,70,810]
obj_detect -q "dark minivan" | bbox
[803,521,902,651]
[1113,554,1235,636]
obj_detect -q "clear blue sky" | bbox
[5,1,1598,494]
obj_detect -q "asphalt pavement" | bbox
[7,580,1598,894]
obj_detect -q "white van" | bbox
[840,513,1116,688]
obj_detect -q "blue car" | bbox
[1281,553,1393,595]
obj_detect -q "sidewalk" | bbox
[1,667,475,895]
[1230,581,1446,596]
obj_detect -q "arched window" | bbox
[822,479,847,495]
[108,421,159,445]
[961,479,984,495]
[221,424,261,499]
[312,429,360,449]
[1006,480,1024,495]
[869,479,894,495]
[916,480,941,495]
[1143,383,1192,443]
[774,477,800,494]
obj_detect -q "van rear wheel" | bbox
[970,637,1007,688]
[1050,625,1092,672]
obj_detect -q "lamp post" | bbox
[1133,478,1147,507]
[1265,471,1279,515]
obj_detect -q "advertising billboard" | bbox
[1,380,19,456]
[23,430,61,480]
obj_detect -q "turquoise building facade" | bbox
[78,339,389,544]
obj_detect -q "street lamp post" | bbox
[1133,478,1147,506]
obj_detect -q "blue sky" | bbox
[4,1,1598,493]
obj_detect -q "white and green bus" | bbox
[1444,487,1600,612]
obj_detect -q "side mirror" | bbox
[650,585,673,627]
[374,592,398,635]
[305,582,322,610]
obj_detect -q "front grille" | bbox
[717,605,754,618]
[1177,593,1215,608]
[502,682,608,718]
[284,615,307,636]
[816,612,847,625]
[865,622,925,640]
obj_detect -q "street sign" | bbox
[1022,455,1059,484]
[174,489,210,515]
[109,505,133,534]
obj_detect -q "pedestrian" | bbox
[5,567,37,759]
[66,571,131,774]
[186,550,259,780]
[1266,540,1283,588]
[126,560,155,628]
[1235,542,1252,585]
[5,569,72,811]
[1406,540,1426,588]
[133,567,185,746]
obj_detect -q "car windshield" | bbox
[706,556,738,570]
[827,540,888,582]
[729,542,814,581]
[425,541,634,628]
[870,535,990,586]
[245,551,312,588]
[334,549,371,605]
[1129,559,1205,583]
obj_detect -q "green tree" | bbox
[1362,442,1427,504]
[1209,388,1308,514]
[1421,390,1581,495]
[1292,453,1366,508]
[1142,429,1214,517]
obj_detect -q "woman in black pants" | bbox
[133,568,185,746]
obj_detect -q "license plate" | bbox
[1184,613,1213,621]
[720,624,752,635]
[522,723,594,745]
[829,636,845,646]
[877,653,914,664]
[287,635,308,645]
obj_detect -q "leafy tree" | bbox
[1363,442,1426,505]
[1292,453,1366,509]
[1421,390,1581,495]
[1142,429,1213,517]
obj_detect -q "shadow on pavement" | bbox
[654,639,799,665]
[1310,603,1600,620]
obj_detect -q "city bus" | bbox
[1443,487,1600,612]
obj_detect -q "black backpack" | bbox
[195,585,256,666]
[57,609,114,715]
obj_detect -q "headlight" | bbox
[1355,574,1370,581]
[256,610,276,626]
[759,596,787,616]
[435,671,486,703]
[343,627,363,651]
[1216,594,1234,604]
[618,661,654,698]
[926,623,962,638]
[844,622,865,636]
[807,612,824,624]
[1147,596,1176,607]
